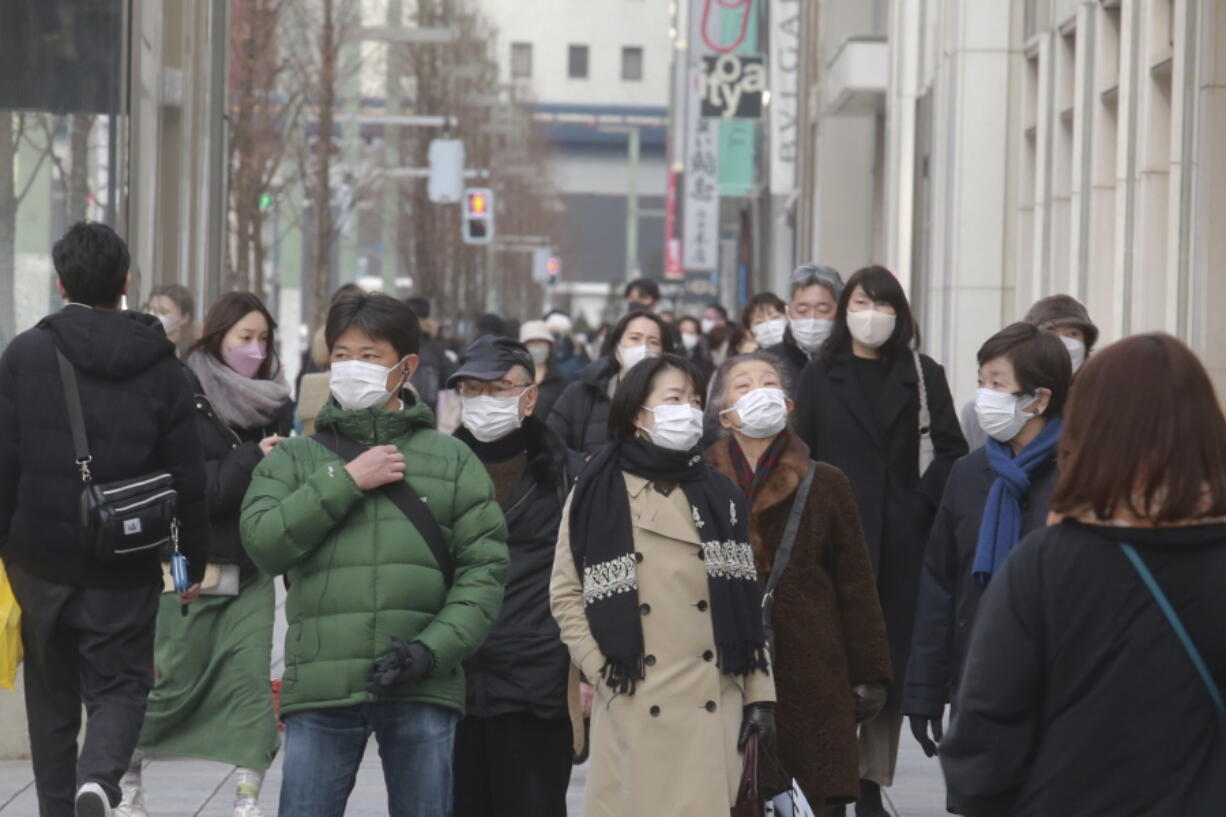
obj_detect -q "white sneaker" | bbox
[74,782,112,817]
[113,783,148,817]
[233,804,265,817]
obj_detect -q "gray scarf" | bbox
[186,350,291,431]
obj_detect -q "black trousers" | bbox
[7,563,158,817]
[452,712,573,817]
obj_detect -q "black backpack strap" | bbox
[311,431,453,587]
[54,348,94,482]
[761,461,817,656]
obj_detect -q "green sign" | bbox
[718,3,758,197]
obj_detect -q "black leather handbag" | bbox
[56,349,179,561]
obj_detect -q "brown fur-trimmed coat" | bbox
[708,433,893,808]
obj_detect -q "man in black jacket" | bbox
[0,222,208,817]
[448,336,582,817]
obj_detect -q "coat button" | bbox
[696,600,709,612]
[639,603,651,616]
[957,618,968,629]
[705,700,717,713]
[702,650,714,662]
[650,705,661,717]
[635,552,644,563]
[644,654,657,667]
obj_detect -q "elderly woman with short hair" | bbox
[705,351,893,815]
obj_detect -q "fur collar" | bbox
[455,415,567,490]
[706,432,813,515]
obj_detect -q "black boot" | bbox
[855,779,889,817]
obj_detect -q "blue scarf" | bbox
[972,417,1062,584]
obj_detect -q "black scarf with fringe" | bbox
[568,437,769,694]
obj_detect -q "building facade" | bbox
[795,0,1226,405]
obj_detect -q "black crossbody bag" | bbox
[760,461,817,661]
[56,349,179,561]
[311,431,454,586]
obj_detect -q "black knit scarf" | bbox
[568,437,769,694]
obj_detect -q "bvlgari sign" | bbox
[700,53,766,120]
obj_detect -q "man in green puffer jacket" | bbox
[240,293,509,817]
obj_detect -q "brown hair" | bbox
[977,322,1073,418]
[1049,333,1226,524]
[740,292,786,329]
[188,292,281,380]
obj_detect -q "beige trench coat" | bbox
[551,472,776,817]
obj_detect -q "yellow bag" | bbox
[0,561,22,690]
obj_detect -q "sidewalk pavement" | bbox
[0,580,948,816]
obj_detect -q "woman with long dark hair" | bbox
[119,292,293,817]
[546,310,676,454]
[550,354,776,816]
[793,266,967,816]
[940,334,1226,815]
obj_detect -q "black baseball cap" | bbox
[447,335,535,387]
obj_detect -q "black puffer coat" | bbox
[189,370,294,572]
[546,357,618,455]
[941,521,1226,816]
[455,416,584,719]
[902,445,1058,719]
[0,307,208,586]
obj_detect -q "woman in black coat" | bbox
[123,292,294,817]
[901,323,1071,782]
[793,265,966,816]
[546,310,674,455]
[941,334,1226,816]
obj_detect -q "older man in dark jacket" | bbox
[448,336,583,817]
[0,222,208,817]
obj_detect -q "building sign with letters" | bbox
[701,54,766,119]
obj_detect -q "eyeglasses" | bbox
[457,379,533,399]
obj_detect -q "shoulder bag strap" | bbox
[761,461,817,660]
[311,432,454,587]
[55,348,94,483]
[1119,542,1225,717]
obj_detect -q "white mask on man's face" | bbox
[461,394,524,443]
[330,358,407,411]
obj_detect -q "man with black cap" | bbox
[448,336,584,817]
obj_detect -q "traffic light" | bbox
[462,187,495,245]
[546,255,561,285]
[532,248,562,284]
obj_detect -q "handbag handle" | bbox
[1119,543,1225,717]
[735,731,760,805]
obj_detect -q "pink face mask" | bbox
[223,341,267,378]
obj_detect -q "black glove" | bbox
[908,713,944,758]
[737,701,776,750]
[853,682,888,723]
[366,637,432,695]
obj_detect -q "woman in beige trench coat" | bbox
[551,354,776,817]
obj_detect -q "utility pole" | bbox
[381,0,403,294]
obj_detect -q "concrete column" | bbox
[1192,0,1226,395]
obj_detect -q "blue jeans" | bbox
[279,702,459,817]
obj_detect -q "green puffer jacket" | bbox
[240,398,509,716]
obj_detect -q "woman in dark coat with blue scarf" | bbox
[901,324,1071,801]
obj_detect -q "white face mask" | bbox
[974,388,1039,443]
[641,404,705,452]
[846,308,897,349]
[1060,335,1086,373]
[680,332,700,351]
[752,318,787,349]
[700,317,717,334]
[461,394,524,443]
[721,387,788,439]
[150,312,179,335]
[788,317,833,352]
[330,358,407,411]
[617,344,656,372]
[527,344,551,365]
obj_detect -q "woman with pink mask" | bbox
[117,292,293,817]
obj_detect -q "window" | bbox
[621,46,644,81]
[511,42,532,79]
[568,45,589,79]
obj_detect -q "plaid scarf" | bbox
[729,430,793,502]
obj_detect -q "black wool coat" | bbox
[0,307,209,586]
[901,445,1058,719]
[533,362,568,423]
[765,329,812,395]
[794,348,967,707]
[456,416,585,719]
[545,356,617,455]
[188,370,294,572]
[941,521,1226,817]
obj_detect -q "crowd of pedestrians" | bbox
[0,220,1222,817]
